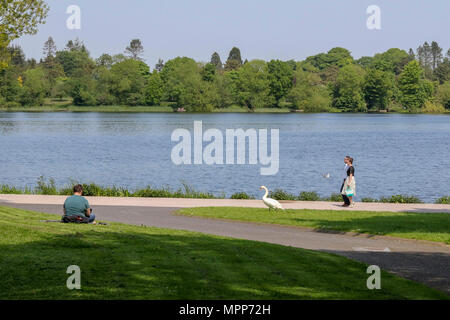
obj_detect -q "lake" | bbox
[0,112,449,203]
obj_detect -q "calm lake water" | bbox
[0,112,449,202]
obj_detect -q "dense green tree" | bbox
[304,47,353,70]
[55,44,95,78]
[371,48,410,74]
[287,69,330,112]
[68,77,97,106]
[230,60,274,109]
[434,58,450,84]
[398,60,433,111]
[160,57,217,111]
[332,64,366,112]
[96,54,114,69]
[267,60,294,105]
[145,71,164,105]
[356,56,374,69]
[201,63,216,82]
[19,67,49,105]
[91,65,113,105]
[363,69,393,111]
[214,73,233,108]
[161,57,198,102]
[51,77,69,101]
[109,59,150,105]
[0,66,22,105]
[435,81,450,109]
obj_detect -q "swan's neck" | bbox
[263,188,268,199]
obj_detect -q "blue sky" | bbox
[13,0,450,69]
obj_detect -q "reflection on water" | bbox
[0,112,449,202]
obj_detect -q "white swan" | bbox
[260,186,284,211]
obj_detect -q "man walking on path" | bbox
[341,156,351,207]
[63,184,95,224]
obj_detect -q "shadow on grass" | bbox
[324,250,450,296]
[1,226,447,300]
[290,212,450,242]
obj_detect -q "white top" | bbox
[344,165,349,180]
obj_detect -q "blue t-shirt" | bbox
[64,195,90,217]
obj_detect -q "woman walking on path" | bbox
[342,157,356,207]
[341,156,351,207]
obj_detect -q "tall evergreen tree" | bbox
[225,47,243,71]
[430,41,443,69]
[210,52,223,71]
[43,36,57,59]
[125,39,144,61]
[7,45,26,67]
[408,48,415,61]
[417,42,432,69]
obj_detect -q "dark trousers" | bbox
[341,180,350,205]
[88,213,96,223]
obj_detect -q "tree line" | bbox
[1,37,450,112]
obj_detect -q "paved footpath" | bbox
[1,194,449,294]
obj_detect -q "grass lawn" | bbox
[0,206,447,300]
[177,207,450,244]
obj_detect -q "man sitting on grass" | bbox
[62,184,96,224]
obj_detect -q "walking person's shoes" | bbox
[350,202,355,208]
[341,204,350,207]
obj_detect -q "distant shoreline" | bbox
[1,105,449,114]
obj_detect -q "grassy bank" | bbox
[178,207,450,244]
[0,206,447,300]
[1,104,449,114]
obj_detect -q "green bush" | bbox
[421,101,445,113]
[230,192,254,200]
[321,193,343,202]
[298,191,320,201]
[35,176,58,195]
[133,186,176,198]
[435,196,450,204]
[361,197,379,203]
[0,184,32,194]
[269,189,297,201]
[379,195,423,204]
